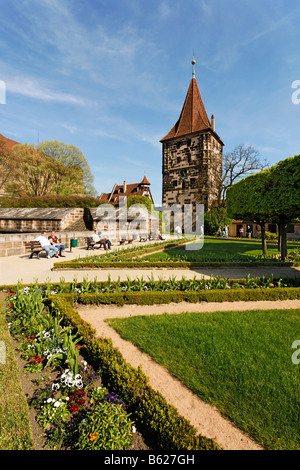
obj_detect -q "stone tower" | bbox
[161,59,224,211]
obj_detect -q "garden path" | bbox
[77,298,300,451]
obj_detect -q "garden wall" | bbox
[0,231,92,257]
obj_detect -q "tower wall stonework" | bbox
[162,130,223,211]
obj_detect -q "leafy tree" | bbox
[204,207,232,236]
[0,140,11,194]
[127,195,153,212]
[212,144,269,207]
[226,170,272,255]
[4,144,85,197]
[264,155,300,259]
[227,155,300,259]
[35,141,97,196]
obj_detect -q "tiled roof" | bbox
[99,176,153,206]
[160,78,212,142]
[0,133,21,149]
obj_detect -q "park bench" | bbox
[24,241,44,259]
[119,237,134,245]
[85,237,106,250]
[139,233,148,242]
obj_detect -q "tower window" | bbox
[180,169,187,178]
[177,156,181,163]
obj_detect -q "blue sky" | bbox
[0,0,300,204]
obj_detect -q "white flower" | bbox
[132,426,136,433]
[47,398,53,403]
[54,401,61,408]
[52,383,60,392]
[75,380,83,389]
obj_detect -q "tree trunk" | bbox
[279,219,288,261]
[277,222,282,252]
[260,222,268,256]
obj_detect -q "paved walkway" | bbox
[0,243,299,286]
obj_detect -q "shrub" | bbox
[76,400,134,450]
[0,194,103,208]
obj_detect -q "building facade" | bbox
[99,176,153,206]
[161,60,224,211]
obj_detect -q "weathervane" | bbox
[192,56,196,78]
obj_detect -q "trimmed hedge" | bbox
[78,287,300,306]
[0,195,102,208]
[53,260,293,269]
[48,295,221,450]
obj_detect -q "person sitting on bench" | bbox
[35,231,59,258]
[88,231,107,250]
[97,230,112,250]
[48,231,66,257]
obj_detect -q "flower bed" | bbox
[3,283,221,451]
[5,285,139,450]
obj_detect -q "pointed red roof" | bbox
[160,78,212,142]
[140,175,150,185]
[0,133,21,149]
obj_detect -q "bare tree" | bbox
[218,144,269,207]
[0,140,11,195]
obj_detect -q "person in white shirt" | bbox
[35,231,59,258]
[175,225,182,239]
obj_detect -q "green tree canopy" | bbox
[227,154,300,259]
[4,144,85,197]
[35,140,97,197]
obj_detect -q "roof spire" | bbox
[192,56,196,78]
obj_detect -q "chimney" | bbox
[123,181,127,193]
[211,115,215,132]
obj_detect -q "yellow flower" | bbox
[270,283,274,287]
[90,432,98,442]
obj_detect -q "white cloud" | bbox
[6,76,86,105]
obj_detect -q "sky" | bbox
[0,0,300,205]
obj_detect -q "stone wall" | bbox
[0,208,84,233]
[162,131,223,211]
[0,231,91,257]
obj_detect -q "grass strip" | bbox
[0,300,33,450]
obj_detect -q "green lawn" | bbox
[0,303,33,450]
[107,308,300,450]
[143,238,297,262]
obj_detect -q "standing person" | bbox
[48,231,66,257]
[217,226,222,237]
[222,225,228,238]
[35,231,59,258]
[175,225,182,239]
[239,226,244,238]
[246,225,252,239]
